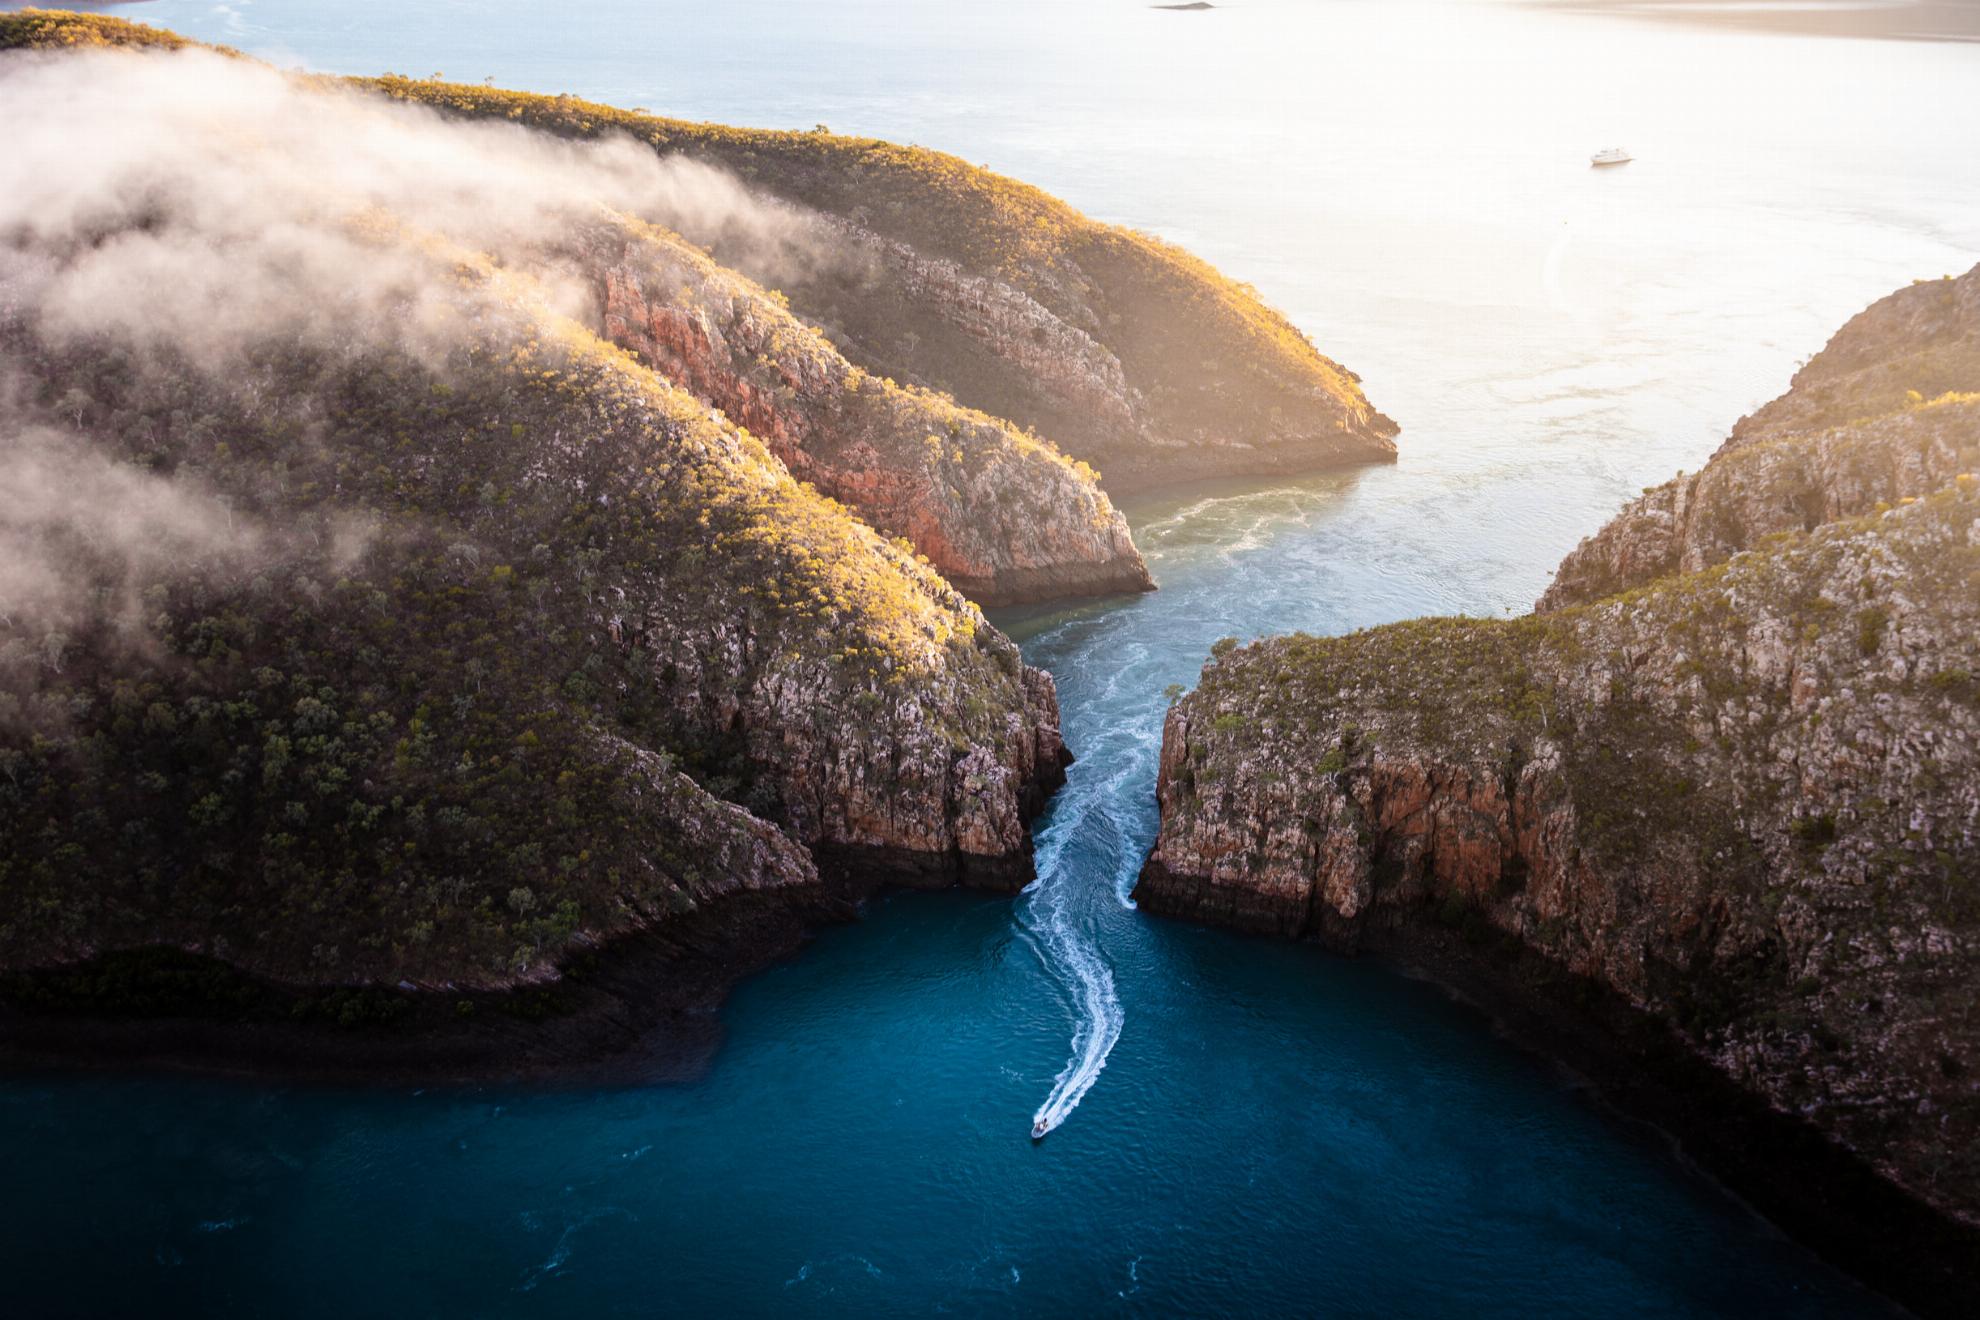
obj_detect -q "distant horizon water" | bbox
[3,1,1976,1313]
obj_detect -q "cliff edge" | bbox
[1140,268,1980,1313]
[0,39,1078,1069]
[1542,267,1979,611]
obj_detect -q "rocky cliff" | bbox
[0,258,1070,989]
[3,11,1401,609]
[0,42,1071,1027]
[348,79,1401,492]
[578,215,1150,605]
[1140,271,1980,1310]
[1542,266,1979,610]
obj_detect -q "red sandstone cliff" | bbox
[1139,270,1980,1308]
[572,216,1151,607]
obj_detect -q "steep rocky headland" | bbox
[350,78,1400,494]
[579,214,1149,606]
[0,5,1405,1065]
[7,6,1409,613]
[1,9,1400,618]
[0,29,1098,1071]
[0,223,1066,990]
[1543,266,1979,610]
[1140,267,1980,1312]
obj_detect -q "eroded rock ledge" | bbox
[581,216,1152,607]
[1140,270,1980,1314]
[0,128,1073,1018]
[1140,488,1980,1310]
[343,72,1403,491]
[1542,265,1979,611]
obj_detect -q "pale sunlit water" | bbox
[3,1,1976,1313]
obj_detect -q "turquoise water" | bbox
[5,1,1979,1313]
[0,479,1898,1316]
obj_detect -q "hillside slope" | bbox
[577,214,1149,605]
[1139,270,1980,1312]
[0,44,1068,1013]
[0,10,1402,499]
[1542,266,1979,610]
[378,75,1401,491]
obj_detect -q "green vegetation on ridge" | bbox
[1,9,1395,494]
[1,224,1032,989]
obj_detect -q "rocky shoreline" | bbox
[1138,266,1980,1317]
[0,744,1068,1088]
[1134,899,1979,1317]
[1,14,1965,1313]
[590,218,1156,608]
[0,13,1380,1061]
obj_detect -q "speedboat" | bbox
[1030,1118,1050,1141]
[1590,147,1632,167]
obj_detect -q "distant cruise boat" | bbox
[1590,147,1633,167]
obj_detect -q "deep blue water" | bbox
[0,476,1896,1317]
[5,1,1978,1314]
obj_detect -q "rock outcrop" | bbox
[766,213,1401,492]
[4,10,1403,620]
[347,77,1400,492]
[578,216,1150,606]
[1141,269,1980,1310]
[0,44,1072,1007]
[1542,267,1980,610]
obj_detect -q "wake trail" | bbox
[1023,838,1124,1138]
[1019,638,1138,1134]
[1021,639,1173,1135]
[1017,511,1254,1137]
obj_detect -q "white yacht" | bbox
[1590,147,1633,167]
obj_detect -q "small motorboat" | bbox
[1590,147,1632,167]
[1030,1118,1050,1141]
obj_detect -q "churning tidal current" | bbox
[0,484,1907,1318]
[6,0,1980,1314]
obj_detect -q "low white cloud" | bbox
[0,46,841,646]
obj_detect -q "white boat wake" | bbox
[1009,457,1467,1141]
[1029,878,1124,1139]
[1018,676,1139,1138]
[1014,553,1257,1137]
[1023,868,1123,1138]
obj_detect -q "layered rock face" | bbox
[0,45,1069,996]
[1543,266,1980,610]
[762,212,1402,492]
[577,217,1150,606]
[349,78,1401,492]
[1142,274,1980,1251]
[5,12,1402,621]
[0,269,1070,988]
